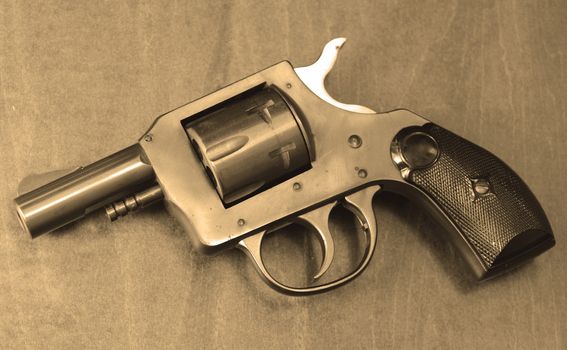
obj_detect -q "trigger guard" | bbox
[237,185,380,295]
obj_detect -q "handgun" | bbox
[14,38,555,294]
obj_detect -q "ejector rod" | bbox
[15,144,157,238]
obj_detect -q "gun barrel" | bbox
[15,144,156,238]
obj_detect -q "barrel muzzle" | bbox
[14,144,157,238]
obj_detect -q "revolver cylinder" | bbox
[185,87,311,204]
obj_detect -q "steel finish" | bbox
[15,144,156,238]
[13,38,554,294]
[185,87,311,204]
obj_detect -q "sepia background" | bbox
[1,0,566,349]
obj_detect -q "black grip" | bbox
[397,124,554,279]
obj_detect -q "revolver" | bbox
[14,38,555,294]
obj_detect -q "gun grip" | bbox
[389,123,555,279]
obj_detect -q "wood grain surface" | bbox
[1,1,566,349]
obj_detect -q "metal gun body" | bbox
[141,61,423,252]
[14,39,555,295]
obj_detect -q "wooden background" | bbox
[1,0,566,349]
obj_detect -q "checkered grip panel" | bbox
[409,124,551,267]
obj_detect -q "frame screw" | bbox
[144,134,153,142]
[472,178,492,196]
[348,135,362,148]
[293,182,302,191]
[474,181,490,195]
[237,219,246,226]
[358,169,368,178]
[286,83,292,89]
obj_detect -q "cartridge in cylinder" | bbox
[185,87,311,204]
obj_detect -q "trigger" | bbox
[297,202,337,280]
